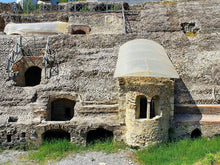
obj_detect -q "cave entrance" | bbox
[86,128,113,144]
[191,128,201,139]
[42,129,70,142]
[25,66,42,86]
[0,16,5,32]
[51,98,75,121]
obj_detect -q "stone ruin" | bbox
[0,0,219,148]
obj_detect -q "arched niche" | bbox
[72,30,86,34]
[86,128,113,144]
[191,128,202,139]
[68,25,91,35]
[42,129,70,142]
[12,57,44,87]
[50,98,75,121]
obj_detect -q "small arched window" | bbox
[136,95,147,119]
[150,95,160,119]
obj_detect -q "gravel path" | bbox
[0,149,138,165]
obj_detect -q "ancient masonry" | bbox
[0,0,219,148]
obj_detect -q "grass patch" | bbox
[86,138,128,153]
[26,138,128,163]
[161,0,176,6]
[135,136,220,165]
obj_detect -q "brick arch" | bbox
[12,57,44,86]
[68,25,91,35]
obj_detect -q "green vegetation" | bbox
[23,0,40,14]
[59,0,68,3]
[26,138,128,163]
[135,136,220,165]
[80,5,90,12]
[185,31,197,37]
[201,153,220,165]
[110,4,121,11]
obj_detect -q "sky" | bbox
[0,0,16,3]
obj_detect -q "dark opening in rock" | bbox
[51,98,75,121]
[139,96,147,118]
[7,135,11,142]
[86,128,113,144]
[21,132,26,138]
[191,128,202,138]
[8,116,18,122]
[0,16,5,32]
[42,129,70,141]
[25,66,42,86]
[72,30,86,34]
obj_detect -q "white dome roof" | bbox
[114,39,179,78]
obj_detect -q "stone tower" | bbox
[114,39,179,147]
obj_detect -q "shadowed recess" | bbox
[25,66,42,86]
[86,128,113,144]
[191,128,202,138]
[42,129,70,141]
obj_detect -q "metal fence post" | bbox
[27,0,29,14]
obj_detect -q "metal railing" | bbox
[6,36,58,79]
[44,37,59,79]
[11,2,123,14]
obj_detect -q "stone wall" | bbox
[0,0,219,147]
[118,77,174,147]
[0,3,11,14]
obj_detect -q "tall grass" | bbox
[28,139,81,162]
[135,136,220,165]
[27,138,128,163]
